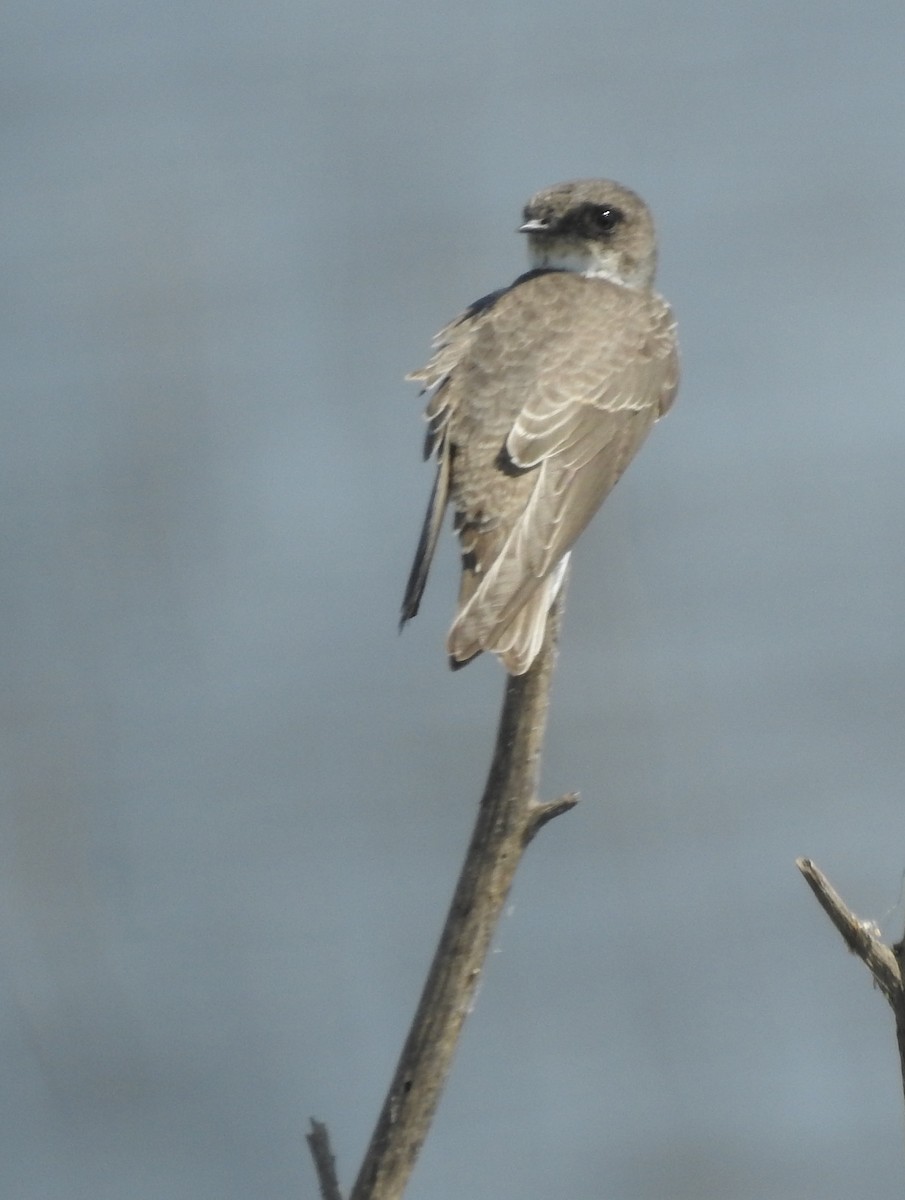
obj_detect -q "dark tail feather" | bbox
[400,448,450,629]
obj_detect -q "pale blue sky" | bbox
[3,3,905,1196]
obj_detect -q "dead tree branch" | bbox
[306,1120,343,1200]
[797,856,905,1111]
[309,594,577,1200]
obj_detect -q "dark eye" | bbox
[595,206,623,233]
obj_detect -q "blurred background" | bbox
[4,2,905,1197]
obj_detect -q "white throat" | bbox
[527,242,642,288]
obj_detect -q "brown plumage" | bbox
[401,180,679,674]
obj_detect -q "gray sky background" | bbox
[4,3,905,1197]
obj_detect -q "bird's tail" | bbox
[447,553,569,674]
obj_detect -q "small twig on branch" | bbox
[306,1119,344,1200]
[796,856,905,1111]
[309,591,576,1200]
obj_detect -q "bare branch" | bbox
[344,594,575,1200]
[796,858,901,1000]
[306,1119,344,1200]
[797,856,905,1111]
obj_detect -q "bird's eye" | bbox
[595,206,623,233]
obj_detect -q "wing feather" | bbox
[399,443,451,626]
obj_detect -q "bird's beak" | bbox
[518,219,550,234]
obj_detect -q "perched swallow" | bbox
[400,179,679,674]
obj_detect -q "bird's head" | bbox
[519,179,657,289]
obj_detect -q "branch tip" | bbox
[797,856,902,1005]
[306,1118,344,1200]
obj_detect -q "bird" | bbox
[400,179,679,675]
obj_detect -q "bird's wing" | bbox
[503,286,678,573]
[449,276,678,653]
[400,288,506,624]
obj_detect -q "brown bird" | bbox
[400,179,679,674]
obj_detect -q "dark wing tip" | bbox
[494,442,533,477]
[399,590,420,631]
[448,648,481,671]
[400,559,426,630]
[400,453,451,634]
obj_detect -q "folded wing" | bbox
[447,277,678,671]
